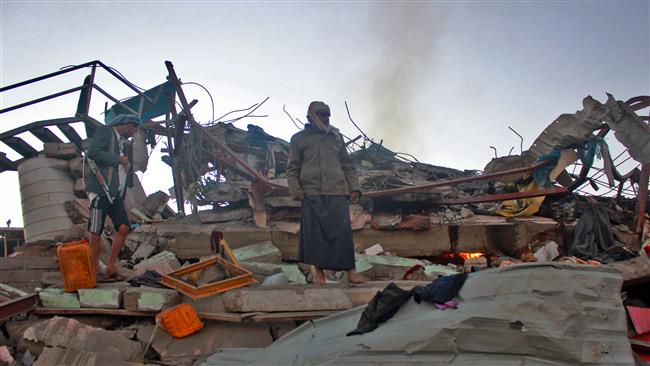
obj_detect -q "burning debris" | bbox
[0,61,649,365]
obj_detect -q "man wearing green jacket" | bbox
[85,114,140,280]
[287,101,364,285]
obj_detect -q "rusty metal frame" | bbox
[159,238,255,299]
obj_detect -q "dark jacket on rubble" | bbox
[286,124,361,200]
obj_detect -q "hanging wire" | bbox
[218,97,270,124]
[283,104,304,130]
[181,81,215,123]
[344,101,370,141]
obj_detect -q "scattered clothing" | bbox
[435,300,459,310]
[568,202,615,260]
[413,273,468,305]
[347,283,414,336]
[128,270,166,288]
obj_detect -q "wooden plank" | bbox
[33,307,155,317]
[32,307,335,323]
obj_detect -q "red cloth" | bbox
[627,306,650,335]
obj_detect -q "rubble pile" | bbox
[1,61,649,365]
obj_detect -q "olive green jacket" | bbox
[84,125,134,199]
[286,124,360,199]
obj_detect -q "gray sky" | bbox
[1,1,649,226]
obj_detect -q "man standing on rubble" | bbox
[85,114,141,281]
[287,101,364,285]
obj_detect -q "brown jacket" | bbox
[286,125,360,199]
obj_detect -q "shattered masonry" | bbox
[0,61,649,365]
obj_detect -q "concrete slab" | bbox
[34,347,140,366]
[240,262,306,284]
[223,287,353,312]
[22,316,142,362]
[233,241,281,263]
[356,254,424,279]
[138,322,273,366]
[133,251,181,276]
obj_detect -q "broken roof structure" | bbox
[205,264,633,366]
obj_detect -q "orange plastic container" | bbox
[156,303,204,338]
[56,240,96,292]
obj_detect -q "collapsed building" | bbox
[0,60,649,365]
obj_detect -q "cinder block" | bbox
[78,283,128,309]
[123,286,180,311]
[39,288,81,309]
[0,257,27,270]
[26,257,59,270]
[41,271,63,287]
[11,270,45,283]
[43,142,79,159]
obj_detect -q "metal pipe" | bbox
[96,61,154,103]
[365,160,552,198]
[92,84,139,115]
[0,86,83,114]
[0,61,97,93]
[636,163,649,233]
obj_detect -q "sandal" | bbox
[96,272,126,283]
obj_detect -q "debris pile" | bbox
[0,61,649,365]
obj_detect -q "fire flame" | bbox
[458,252,485,260]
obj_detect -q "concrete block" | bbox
[9,270,46,283]
[78,282,128,309]
[41,272,63,287]
[43,142,79,159]
[357,254,424,280]
[223,286,353,312]
[198,207,252,223]
[68,157,84,178]
[132,235,157,260]
[123,286,180,312]
[143,191,170,218]
[233,241,282,263]
[74,178,87,198]
[133,251,181,276]
[38,288,80,309]
[364,243,385,256]
[0,257,27,270]
[240,262,282,276]
[241,262,306,284]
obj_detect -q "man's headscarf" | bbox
[108,114,142,127]
[307,101,339,136]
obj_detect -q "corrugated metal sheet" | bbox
[204,263,634,366]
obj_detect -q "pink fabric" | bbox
[435,300,459,310]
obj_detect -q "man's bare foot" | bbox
[104,265,115,277]
[348,270,365,284]
[313,266,327,285]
